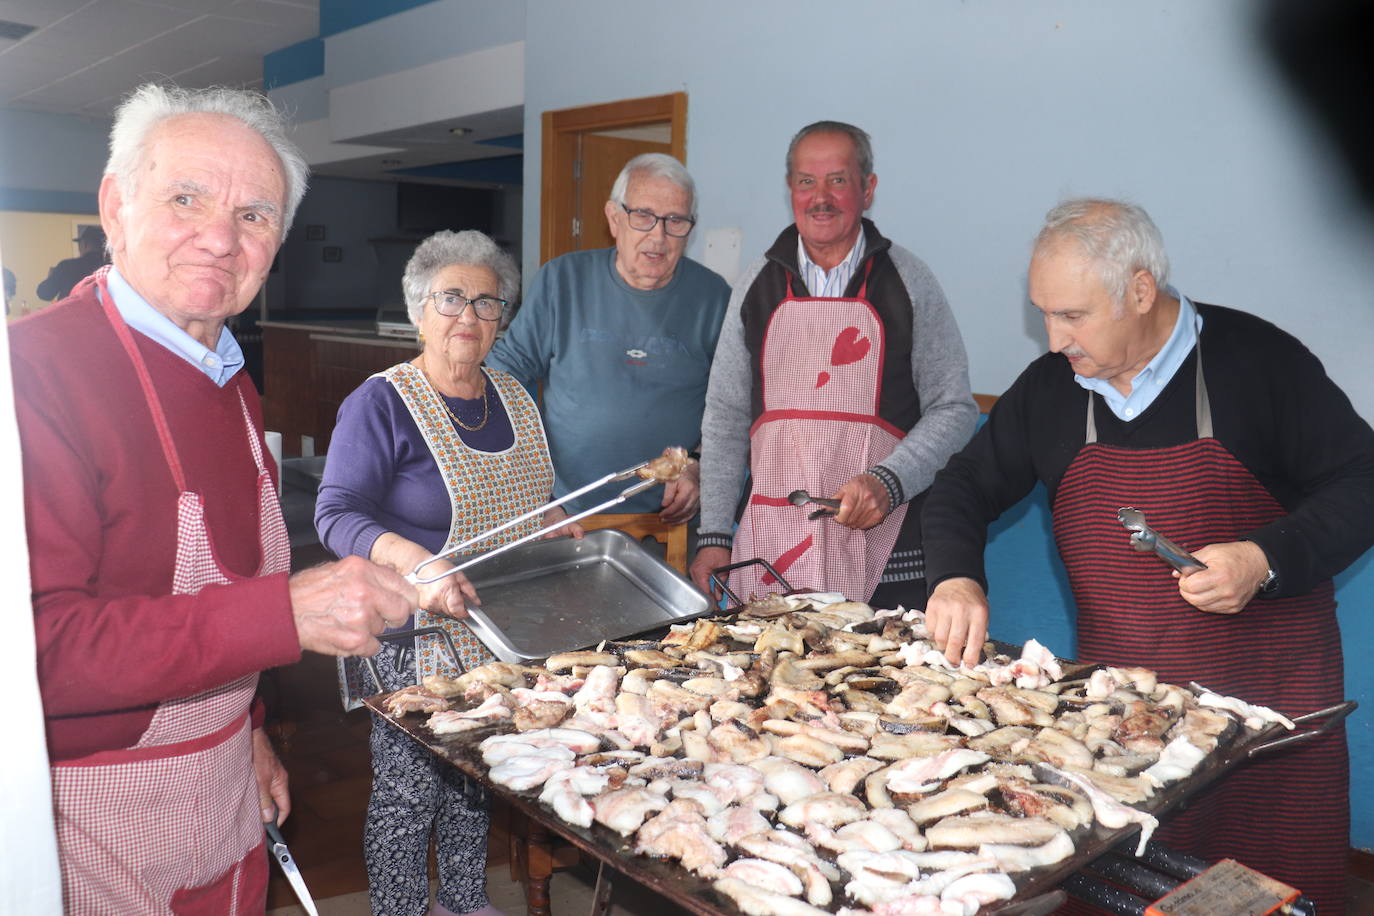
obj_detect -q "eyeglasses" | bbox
[425,289,507,320]
[620,204,695,238]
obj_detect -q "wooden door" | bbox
[540,93,687,264]
[576,133,671,253]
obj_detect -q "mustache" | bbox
[1061,349,1086,359]
[807,204,841,216]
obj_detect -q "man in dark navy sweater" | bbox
[922,197,1374,914]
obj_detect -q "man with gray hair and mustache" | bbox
[488,152,729,525]
[922,197,1374,912]
[692,120,977,609]
[9,82,417,912]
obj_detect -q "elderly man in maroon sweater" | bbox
[9,84,417,914]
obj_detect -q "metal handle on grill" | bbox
[361,626,466,693]
[708,557,794,607]
[1246,699,1356,757]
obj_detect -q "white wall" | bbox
[521,0,1374,418]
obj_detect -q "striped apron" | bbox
[1051,348,1347,914]
[730,267,908,602]
[50,269,289,914]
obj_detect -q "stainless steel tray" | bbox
[461,528,711,663]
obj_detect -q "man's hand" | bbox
[925,577,990,667]
[252,727,289,826]
[659,460,700,526]
[832,473,891,530]
[288,556,416,656]
[1176,540,1270,615]
[541,505,585,541]
[690,545,731,601]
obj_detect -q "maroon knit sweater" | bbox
[10,288,300,760]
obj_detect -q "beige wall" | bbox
[0,210,100,319]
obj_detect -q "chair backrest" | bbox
[579,512,687,573]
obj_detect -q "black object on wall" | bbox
[396,182,496,235]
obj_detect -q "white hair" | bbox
[1035,198,1170,304]
[608,153,697,219]
[105,83,310,234]
[401,229,520,326]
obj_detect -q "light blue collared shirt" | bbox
[797,231,867,298]
[102,267,245,387]
[1075,292,1203,421]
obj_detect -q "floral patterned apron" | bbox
[388,362,554,678]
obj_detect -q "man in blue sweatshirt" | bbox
[487,153,729,522]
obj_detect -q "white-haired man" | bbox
[691,121,977,608]
[9,83,417,913]
[922,198,1374,913]
[487,153,730,523]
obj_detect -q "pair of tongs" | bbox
[1117,506,1207,572]
[408,458,661,585]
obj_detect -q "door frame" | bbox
[539,92,687,264]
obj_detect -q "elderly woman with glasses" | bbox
[316,229,579,916]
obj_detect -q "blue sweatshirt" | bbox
[487,247,729,513]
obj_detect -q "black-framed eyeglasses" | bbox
[621,204,695,238]
[425,289,507,320]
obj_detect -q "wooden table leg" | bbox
[524,818,554,916]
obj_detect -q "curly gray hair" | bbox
[402,229,521,326]
[1034,198,1171,305]
[106,83,309,234]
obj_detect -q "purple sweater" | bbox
[315,371,514,559]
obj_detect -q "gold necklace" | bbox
[421,365,490,432]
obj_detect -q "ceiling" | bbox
[0,0,319,116]
[0,0,521,185]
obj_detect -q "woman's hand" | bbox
[414,558,480,618]
[371,531,480,618]
[541,504,585,540]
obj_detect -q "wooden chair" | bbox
[579,512,688,573]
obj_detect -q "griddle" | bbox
[365,669,1351,916]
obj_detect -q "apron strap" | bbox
[1084,338,1212,444]
[854,258,873,300]
[96,270,188,492]
[1194,341,1213,438]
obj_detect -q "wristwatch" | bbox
[1258,566,1279,595]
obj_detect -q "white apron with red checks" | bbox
[387,363,554,678]
[49,269,290,914]
[731,269,908,602]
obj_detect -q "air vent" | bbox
[0,19,37,41]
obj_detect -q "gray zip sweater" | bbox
[698,220,977,582]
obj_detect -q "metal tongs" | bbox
[408,457,663,584]
[1117,507,1207,572]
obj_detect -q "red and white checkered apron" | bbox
[730,268,908,602]
[49,269,290,914]
[387,363,554,677]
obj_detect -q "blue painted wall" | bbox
[0,108,109,212]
